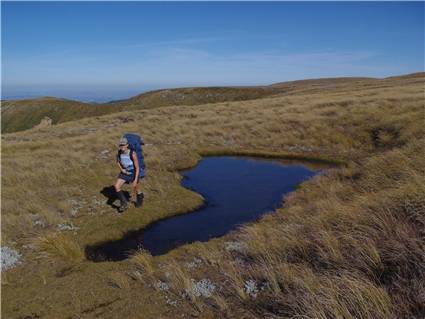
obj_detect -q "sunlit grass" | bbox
[1,73,424,318]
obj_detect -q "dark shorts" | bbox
[118,171,142,184]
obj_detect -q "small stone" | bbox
[186,278,216,298]
[30,213,47,228]
[34,220,47,228]
[225,241,246,252]
[234,257,247,267]
[186,258,203,269]
[34,116,52,129]
[1,246,21,271]
[244,279,259,298]
[68,199,86,217]
[70,207,79,217]
[57,223,79,231]
[155,280,170,291]
[91,197,104,206]
[96,149,111,160]
[165,295,177,306]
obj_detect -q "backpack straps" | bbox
[129,149,136,167]
[116,149,121,163]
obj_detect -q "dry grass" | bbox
[38,233,84,264]
[1,73,424,318]
[132,249,155,277]
[160,138,424,318]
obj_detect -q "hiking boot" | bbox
[135,192,144,208]
[116,191,129,213]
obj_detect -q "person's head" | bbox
[118,137,129,150]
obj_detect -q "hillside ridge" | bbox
[2,72,423,134]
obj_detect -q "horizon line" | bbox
[2,71,424,103]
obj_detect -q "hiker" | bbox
[114,136,144,212]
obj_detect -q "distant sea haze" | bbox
[2,81,258,103]
[1,93,134,103]
[1,87,154,103]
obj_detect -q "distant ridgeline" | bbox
[1,87,274,133]
[2,73,423,133]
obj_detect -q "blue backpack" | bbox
[123,133,145,178]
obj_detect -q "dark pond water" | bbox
[86,156,323,261]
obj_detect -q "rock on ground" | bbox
[1,246,21,271]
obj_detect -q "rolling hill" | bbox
[1,72,424,318]
[1,86,277,133]
[5,74,421,134]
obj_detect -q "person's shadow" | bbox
[100,186,131,211]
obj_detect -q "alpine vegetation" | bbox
[1,73,424,318]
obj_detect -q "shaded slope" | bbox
[111,86,276,108]
[1,97,124,133]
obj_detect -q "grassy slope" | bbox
[1,73,424,318]
[1,97,122,134]
[111,86,276,107]
[2,87,278,134]
[2,76,387,134]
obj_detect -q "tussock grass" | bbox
[1,73,424,318]
[107,271,131,289]
[166,138,424,318]
[132,249,155,277]
[39,233,84,263]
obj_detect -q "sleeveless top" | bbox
[119,150,134,172]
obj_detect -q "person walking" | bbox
[114,137,144,212]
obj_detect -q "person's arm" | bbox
[131,151,140,183]
[117,152,126,173]
[117,162,125,173]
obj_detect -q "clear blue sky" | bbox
[2,1,424,101]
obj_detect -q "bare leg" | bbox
[134,181,142,194]
[114,178,126,192]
